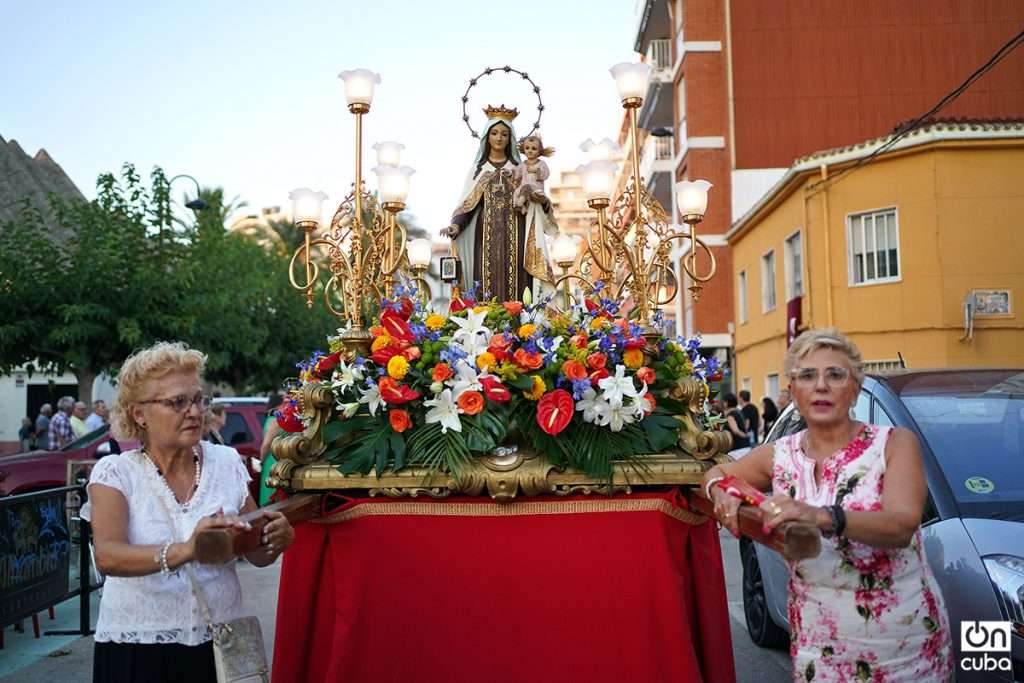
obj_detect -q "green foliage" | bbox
[0,163,336,396]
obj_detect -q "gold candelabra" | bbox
[287,69,419,353]
[560,63,718,333]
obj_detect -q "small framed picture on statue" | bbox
[440,256,461,284]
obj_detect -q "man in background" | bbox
[71,401,89,438]
[738,390,760,444]
[85,399,109,431]
[48,396,76,448]
[35,403,53,450]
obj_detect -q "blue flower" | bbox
[440,345,468,364]
[570,378,592,400]
[592,280,606,293]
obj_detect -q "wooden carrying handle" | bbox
[194,494,322,565]
[687,489,821,561]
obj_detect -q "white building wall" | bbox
[731,168,788,224]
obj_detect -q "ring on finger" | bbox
[769,502,782,515]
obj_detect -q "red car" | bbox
[0,400,269,498]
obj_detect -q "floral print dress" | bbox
[772,425,954,682]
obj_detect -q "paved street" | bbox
[2,532,792,682]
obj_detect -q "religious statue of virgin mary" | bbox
[444,106,557,302]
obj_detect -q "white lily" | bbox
[331,360,364,394]
[450,308,490,342]
[598,365,640,406]
[575,386,602,424]
[357,382,384,417]
[627,383,650,418]
[424,388,462,433]
[454,330,489,360]
[449,360,483,399]
[593,399,635,432]
[335,401,360,418]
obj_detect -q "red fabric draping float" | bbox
[272,490,735,683]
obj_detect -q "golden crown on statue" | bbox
[482,104,519,122]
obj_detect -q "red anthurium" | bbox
[589,367,610,386]
[479,376,511,403]
[380,309,414,342]
[536,389,574,436]
[276,403,304,433]
[393,296,414,320]
[624,338,646,350]
[378,377,420,404]
[370,345,401,367]
[449,297,476,313]
[314,351,343,376]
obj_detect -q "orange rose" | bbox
[561,359,588,381]
[636,366,656,385]
[623,348,644,369]
[389,409,412,433]
[432,363,454,382]
[502,301,523,316]
[570,334,589,349]
[457,391,484,415]
[586,352,607,370]
[513,348,543,370]
[643,393,657,414]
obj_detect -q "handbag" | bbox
[150,455,270,683]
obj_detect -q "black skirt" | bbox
[93,640,216,683]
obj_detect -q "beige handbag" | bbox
[151,469,270,683]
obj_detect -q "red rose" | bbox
[502,301,523,316]
[570,334,589,349]
[636,366,656,385]
[275,402,304,433]
[378,377,420,404]
[586,352,607,370]
[402,346,422,361]
[479,376,511,403]
[561,359,588,381]
[589,367,610,386]
[536,389,574,436]
[389,409,412,433]
[513,348,543,370]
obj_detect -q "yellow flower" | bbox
[523,375,546,400]
[589,317,609,331]
[473,304,491,314]
[476,352,496,372]
[623,348,644,369]
[518,323,537,339]
[425,314,446,331]
[496,362,519,382]
[371,335,391,352]
[387,355,409,380]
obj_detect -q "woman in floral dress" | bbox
[703,329,953,681]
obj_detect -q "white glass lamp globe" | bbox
[289,188,328,225]
[373,165,415,205]
[675,180,713,218]
[551,233,578,266]
[407,238,432,268]
[609,62,651,103]
[372,141,404,167]
[338,69,381,107]
[578,161,617,203]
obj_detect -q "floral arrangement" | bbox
[276,284,724,480]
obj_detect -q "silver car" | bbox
[738,369,1024,681]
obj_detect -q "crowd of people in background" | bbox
[712,386,790,450]
[18,397,111,452]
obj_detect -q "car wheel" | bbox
[741,539,789,649]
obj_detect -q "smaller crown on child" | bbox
[483,104,519,122]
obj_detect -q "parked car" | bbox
[0,425,132,496]
[0,399,270,499]
[738,368,1024,681]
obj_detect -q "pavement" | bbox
[2,532,792,682]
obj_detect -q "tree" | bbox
[0,164,190,402]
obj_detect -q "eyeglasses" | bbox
[140,393,211,413]
[790,366,852,388]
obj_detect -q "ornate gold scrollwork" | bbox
[272,383,335,468]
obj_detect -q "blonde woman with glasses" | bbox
[82,341,294,682]
[702,328,952,681]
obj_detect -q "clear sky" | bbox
[2,1,639,235]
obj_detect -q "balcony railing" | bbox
[647,38,672,76]
[654,135,674,161]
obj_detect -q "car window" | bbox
[222,412,253,446]
[853,390,871,423]
[61,425,109,451]
[872,400,894,427]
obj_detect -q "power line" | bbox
[810,26,1024,191]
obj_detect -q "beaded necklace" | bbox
[143,444,202,512]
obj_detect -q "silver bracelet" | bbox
[158,541,173,575]
[704,475,726,500]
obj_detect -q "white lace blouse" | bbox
[81,443,252,645]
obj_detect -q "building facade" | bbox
[727,122,1024,399]
[631,0,1024,386]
